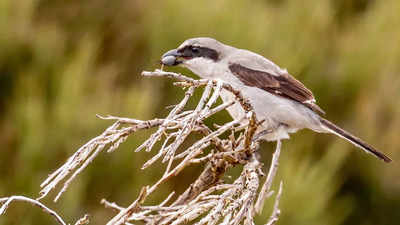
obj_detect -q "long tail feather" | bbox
[320,118,392,163]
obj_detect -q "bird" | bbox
[160,37,391,163]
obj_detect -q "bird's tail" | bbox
[319,118,392,163]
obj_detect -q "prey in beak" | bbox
[161,49,182,66]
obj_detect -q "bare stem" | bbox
[23,69,284,225]
[0,195,89,225]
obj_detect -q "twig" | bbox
[1,196,68,225]
[255,139,282,214]
[265,181,283,225]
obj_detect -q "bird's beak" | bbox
[161,49,182,66]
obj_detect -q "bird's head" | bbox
[161,37,229,76]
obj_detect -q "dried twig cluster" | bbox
[1,69,283,225]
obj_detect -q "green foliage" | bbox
[1,0,399,224]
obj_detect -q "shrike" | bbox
[161,37,391,163]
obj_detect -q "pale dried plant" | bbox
[1,69,283,225]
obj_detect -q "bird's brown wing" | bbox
[229,63,325,115]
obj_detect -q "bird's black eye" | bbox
[191,47,200,54]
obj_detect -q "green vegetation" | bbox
[1,0,399,224]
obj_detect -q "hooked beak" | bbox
[161,49,182,66]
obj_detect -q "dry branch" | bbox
[1,69,284,225]
[0,195,89,225]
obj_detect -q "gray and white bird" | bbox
[161,37,391,163]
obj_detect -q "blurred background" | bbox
[0,0,399,224]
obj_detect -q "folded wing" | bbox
[229,63,325,115]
